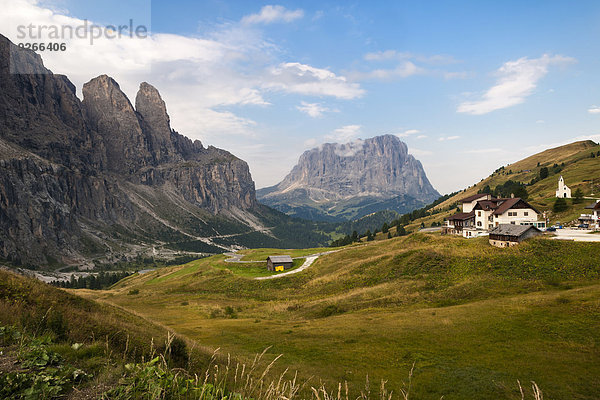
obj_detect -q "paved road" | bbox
[419,227,442,233]
[254,256,318,280]
[223,252,263,263]
[223,250,341,280]
[551,228,600,242]
[253,250,340,280]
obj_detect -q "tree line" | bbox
[51,271,133,290]
[330,192,458,247]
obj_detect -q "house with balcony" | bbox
[441,193,492,236]
[444,194,546,237]
[579,200,600,229]
[442,211,475,235]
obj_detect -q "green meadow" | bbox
[80,233,600,399]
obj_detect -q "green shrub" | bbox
[224,306,237,319]
[553,197,568,212]
[316,304,345,318]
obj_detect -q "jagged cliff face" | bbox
[0,34,264,266]
[257,135,440,221]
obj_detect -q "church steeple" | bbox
[556,176,571,198]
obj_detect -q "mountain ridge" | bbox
[0,34,327,267]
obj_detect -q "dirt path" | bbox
[551,228,600,242]
[223,252,264,263]
[223,249,341,279]
[254,255,319,280]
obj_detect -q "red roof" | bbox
[447,211,475,221]
[585,201,600,210]
[460,193,494,203]
[473,199,500,211]
[472,197,540,215]
[493,198,539,215]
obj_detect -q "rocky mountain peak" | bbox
[0,33,318,267]
[257,134,440,221]
[136,82,169,122]
[135,82,177,163]
[82,75,151,173]
[281,134,435,199]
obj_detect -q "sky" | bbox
[2,0,600,194]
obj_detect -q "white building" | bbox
[460,193,494,213]
[580,200,600,229]
[556,176,571,198]
[444,195,546,236]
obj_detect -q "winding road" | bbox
[223,250,339,280]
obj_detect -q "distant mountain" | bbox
[257,135,440,221]
[0,34,327,268]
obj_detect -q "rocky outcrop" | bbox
[257,135,440,221]
[0,34,265,266]
[82,75,152,173]
[135,82,178,164]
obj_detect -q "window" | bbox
[477,221,482,227]
[524,212,528,216]
[478,211,481,217]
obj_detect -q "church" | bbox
[556,176,571,198]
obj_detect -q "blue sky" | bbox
[3,0,600,193]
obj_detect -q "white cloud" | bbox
[1,1,362,140]
[296,101,335,118]
[457,54,575,115]
[349,61,423,81]
[439,136,460,141]
[266,62,364,99]
[333,139,365,157]
[408,148,433,157]
[0,0,366,188]
[304,138,318,148]
[325,125,362,142]
[241,5,304,25]
[416,135,427,139]
[312,10,324,21]
[364,50,406,61]
[463,148,503,154]
[522,133,600,156]
[364,50,457,65]
[395,129,420,138]
[588,106,600,114]
[355,50,464,82]
[536,120,545,124]
[443,71,468,80]
[303,127,364,155]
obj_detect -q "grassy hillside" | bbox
[0,269,214,398]
[0,269,320,400]
[440,141,599,209]
[79,233,600,399]
[401,140,600,231]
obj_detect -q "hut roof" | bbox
[488,224,540,237]
[267,255,293,263]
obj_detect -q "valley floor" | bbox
[77,234,600,399]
